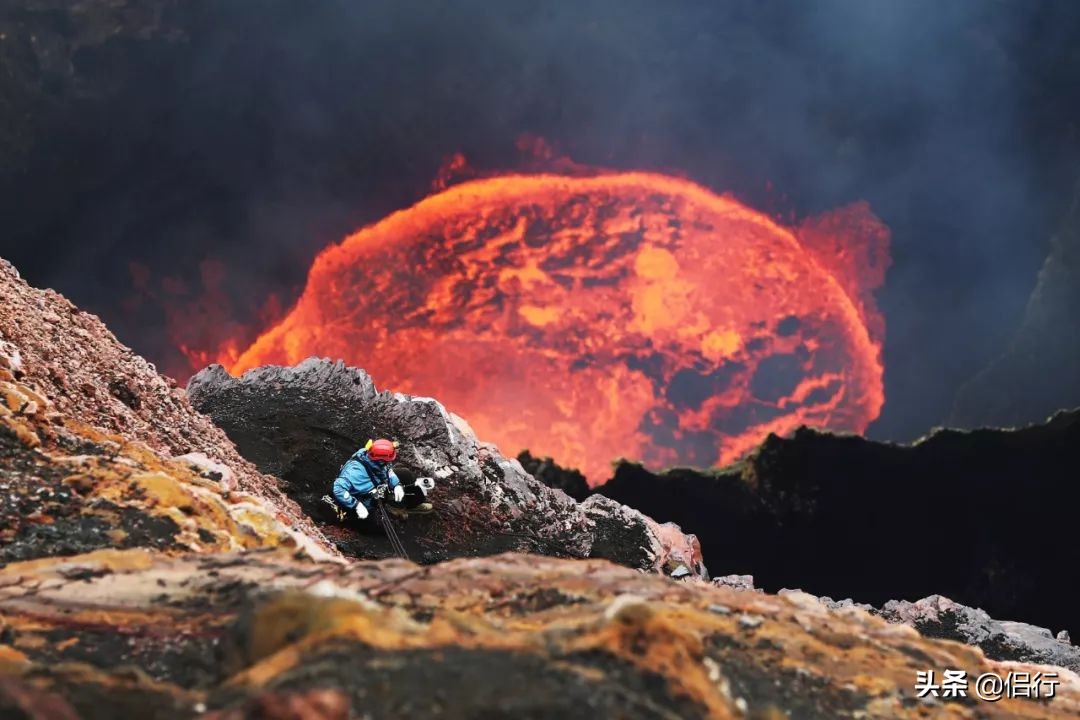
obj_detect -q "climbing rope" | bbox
[377,498,410,561]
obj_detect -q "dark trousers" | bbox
[396,484,428,510]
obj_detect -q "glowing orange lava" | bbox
[229,172,889,484]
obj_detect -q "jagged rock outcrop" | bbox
[3,548,1078,719]
[713,574,760,593]
[711,575,1080,672]
[188,359,706,577]
[517,449,591,501]
[580,494,705,579]
[0,258,332,555]
[598,410,1080,638]
[878,595,1080,674]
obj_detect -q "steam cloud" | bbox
[2,0,1079,444]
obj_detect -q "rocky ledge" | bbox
[187,360,705,578]
[517,449,591,502]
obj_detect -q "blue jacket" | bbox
[332,449,401,510]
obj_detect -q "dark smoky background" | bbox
[2,0,1079,444]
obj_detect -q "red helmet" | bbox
[368,438,397,462]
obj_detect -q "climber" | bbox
[326,438,432,522]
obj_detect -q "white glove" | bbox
[355,503,369,520]
[393,485,405,503]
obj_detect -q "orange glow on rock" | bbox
[229,172,890,484]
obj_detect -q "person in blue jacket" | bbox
[332,438,405,519]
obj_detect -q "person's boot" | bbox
[402,484,433,514]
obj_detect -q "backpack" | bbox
[340,439,395,486]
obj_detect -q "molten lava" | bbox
[229,173,889,484]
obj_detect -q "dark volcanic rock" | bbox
[188,359,705,575]
[517,449,590,501]
[598,410,1080,637]
[580,494,705,579]
[877,595,1080,673]
[728,575,1080,671]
